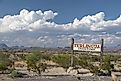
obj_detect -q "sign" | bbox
[73,43,101,52]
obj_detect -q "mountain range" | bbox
[0,43,121,53]
[0,43,8,48]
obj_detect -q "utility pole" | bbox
[71,38,74,67]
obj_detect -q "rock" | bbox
[69,69,78,75]
[77,68,90,74]
[114,64,121,71]
[111,73,118,81]
[67,67,73,73]
[76,73,93,77]
[67,67,94,76]
[112,71,121,76]
[67,67,78,75]
[42,67,68,75]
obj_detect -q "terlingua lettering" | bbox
[74,44,101,49]
[73,43,101,52]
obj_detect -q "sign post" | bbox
[100,39,104,66]
[71,38,103,67]
[71,38,74,67]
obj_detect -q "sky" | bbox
[0,0,121,47]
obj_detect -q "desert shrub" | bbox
[79,55,100,62]
[51,54,79,68]
[100,55,114,76]
[17,54,26,60]
[79,55,100,75]
[78,55,91,68]
[110,55,121,62]
[25,52,47,75]
[79,55,90,61]
[0,62,8,72]
[0,53,12,73]
[79,59,89,68]
[73,56,80,66]
[25,52,41,63]
[101,55,112,70]
[10,70,23,78]
[90,55,100,62]
[41,54,51,61]
[51,54,71,68]
[88,63,99,75]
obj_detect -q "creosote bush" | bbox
[51,54,79,68]
[51,54,71,68]
[0,53,12,73]
[10,70,22,78]
[25,52,47,75]
[101,55,113,71]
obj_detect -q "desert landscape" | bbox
[0,0,121,81]
[0,45,121,81]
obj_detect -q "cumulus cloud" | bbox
[1,9,121,33]
[70,12,121,31]
[0,9,58,32]
[0,9,121,47]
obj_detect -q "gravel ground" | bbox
[1,76,121,81]
[8,76,112,81]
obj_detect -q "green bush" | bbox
[10,70,23,78]
[79,55,90,61]
[17,54,26,60]
[88,63,99,75]
[90,56,100,62]
[100,55,114,76]
[0,53,12,73]
[41,54,51,61]
[25,52,41,62]
[110,55,121,62]
[79,55,100,62]
[79,55,100,75]
[79,59,88,68]
[101,55,112,70]
[25,52,47,75]
[51,54,71,68]
[0,62,8,71]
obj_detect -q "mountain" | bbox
[0,43,8,48]
[104,44,121,52]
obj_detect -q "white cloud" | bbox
[0,9,58,32]
[0,9,121,47]
[0,9,121,32]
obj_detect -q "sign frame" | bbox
[70,38,104,67]
[73,43,102,52]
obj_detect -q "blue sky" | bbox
[0,0,121,47]
[0,0,121,23]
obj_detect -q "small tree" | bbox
[0,62,8,73]
[25,52,47,75]
[0,53,11,73]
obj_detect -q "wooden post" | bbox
[100,39,104,66]
[71,38,74,67]
[101,39,104,53]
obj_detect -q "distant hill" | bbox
[104,44,121,53]
[0,43,8,48]
[1,43,121,53]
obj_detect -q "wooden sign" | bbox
[73,43,101,52]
